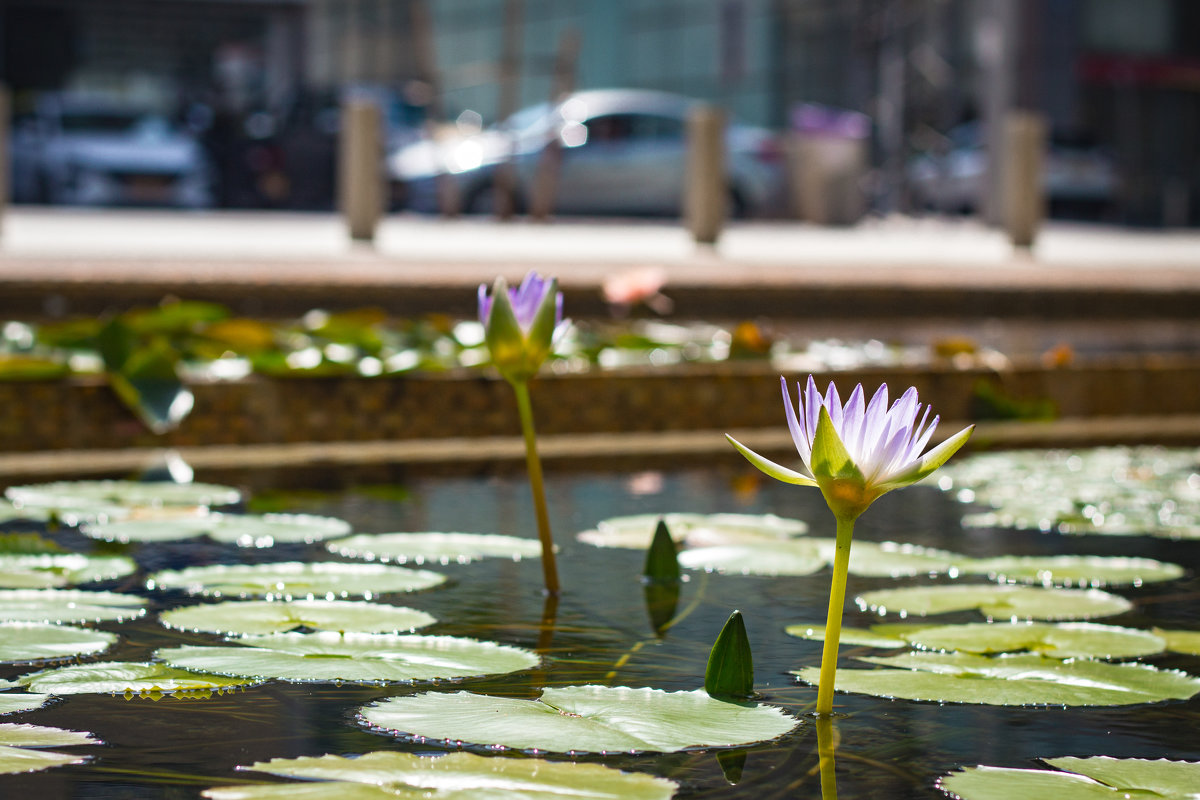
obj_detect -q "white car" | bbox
[389,88,786,217]
[11,94,212,208]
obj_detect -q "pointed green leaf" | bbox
[705,611,754,698]
[642,519,681,583]
[524,275,560,365]
[725,435,818,487]
[810,407,863,483]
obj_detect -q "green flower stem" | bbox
[512,379,560,596]
[816,715,839,800]
[815,515,856,716]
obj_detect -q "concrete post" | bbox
[1002,110,1046,249]
[339,99,383,242]
[685,104,726,245]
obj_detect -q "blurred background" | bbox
[1,0,1197,228]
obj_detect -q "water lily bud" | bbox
[478,271,564,384]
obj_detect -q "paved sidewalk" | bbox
[1,207,1198,318]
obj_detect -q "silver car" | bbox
[11,93,212,208]
[388,89,785,217]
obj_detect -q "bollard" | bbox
[685,104,726,246]
[1002,110,1046,249]
[0,85,8,236]
[339,98,384,242]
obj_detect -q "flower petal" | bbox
[781,378,812,468]
[878,424,975,490]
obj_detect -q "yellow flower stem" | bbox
[815,514,856,716]
[816,715,839,800]
[512,379,560,596]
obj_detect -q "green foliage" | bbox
[642,519,681,583]
[705,611,754,699]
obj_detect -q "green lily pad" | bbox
[905,622,1165,660]
[0,623,117,663]
[940,447,1200,539]
[794,651,1200,706]
[5,480,241,510]
[963,555,1185,588]
[360,685,798,753]
[678,539,960,578]
[1155,629,1200,656]
[203,751,678,800]
[85,513,351,547]
[0,589,146,623]
[856,585,1132,621]
[0,553,138,589]
[327,533,542,565]
[156,632,539,684]
[160,600,436,636]
[0,723,99,775]
[17,661,258,695]
[577,513,807,549]
[938,756,1200,800]
[146,562,446,599]
[785,624,913,649]
[0,694,51,715]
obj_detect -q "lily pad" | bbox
[964,555,1184,588]
[577,513,807,549]
[0,553,138,589]
[85,513,352,547]
[0,694,51,715]
[677,539,960,578]
[360,685,798,753]
[5,480,241,510]
[160,600,436,636]
[17,661,258,695]
[856,585,1132,621]
[146,562,446,599]
[0,723,99,775]
[904,622,1165,660]
[938,756,1200,800]
[0,589,146,623]
[203,751,678,800]
[327,532,543,565]
[793,651,1200,706]
[785,624,914,649]
[0,623,117,663]
[156,632,539,684]
[1155,628,1200,656]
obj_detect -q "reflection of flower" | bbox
[729,376,972,522]
[727,375,972,716]
[478,271,564,384]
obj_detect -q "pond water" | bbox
[0,457,1198,799]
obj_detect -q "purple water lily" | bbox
[477,271,564,385]
[478,271,563,330]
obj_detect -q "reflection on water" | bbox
[0,463,1197,798]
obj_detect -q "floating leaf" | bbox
[679,539,960,578]
[0,723,99,775]
[577,513,807,549]
[785,625,911,649]
[1155,629,1200,656]
[146,562,446,599]
[940,447,1200,539]
[157,632,538,684]
[203,750,678,800]
[0,694,51,715]
[86,513,351,547]
[856,585,1132,621]
[938,756,1200,800]
[5,480,240,511]
[964,555,1184,588]
[18,661,257,695]
[161,600,436,636]
[904,622,1165,660]
[0,623,117,663]
[794,652,1200,706]
[327,532,541,565]
[360,686,797,753]
[0,589,146,624]
[0,553,137,589]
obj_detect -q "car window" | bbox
[60,111,142,133]
[584,113,682,143]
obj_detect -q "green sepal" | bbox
[725,435,818,487]
[523,276,560,370]
[482,278,531,382]
[643,518,681,583]
[878,424,975,491]
[705,610,754,699]
[810,407,864,484]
